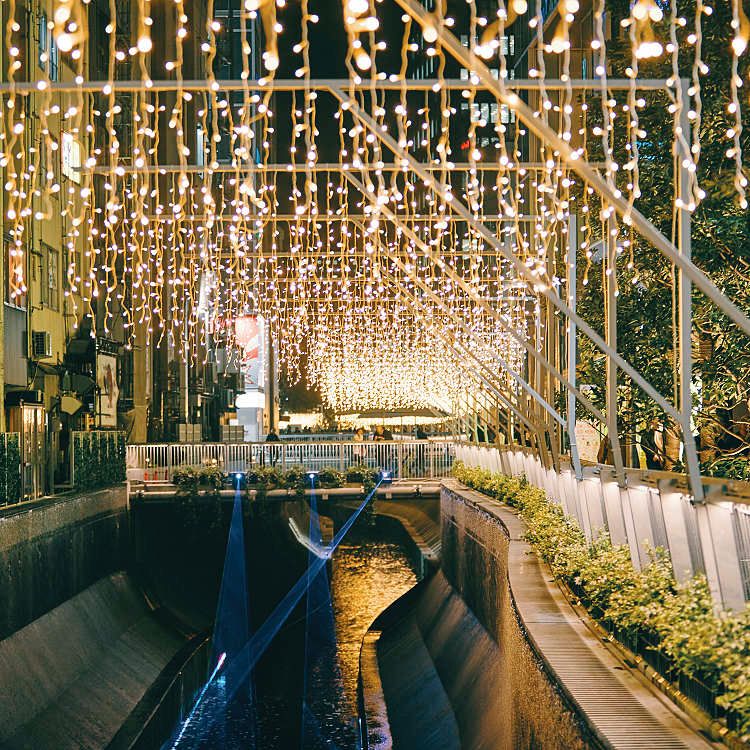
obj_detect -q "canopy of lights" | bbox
[2,0,750,482]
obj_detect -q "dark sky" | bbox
[270,0,409,165]
[275,0,405,78]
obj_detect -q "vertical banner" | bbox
[96,340,120,427]
[235,316,265,391]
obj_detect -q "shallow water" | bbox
[169,514,419,749]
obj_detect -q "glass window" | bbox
[38,13,58,81]
[61,132,81,184]
[41,245,59,310]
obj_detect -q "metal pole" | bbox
[0,77,670,94]
[567,215,583,479]
[84,161,591,175]
[605,218,626,484]
[379,3,750,337]
[677,79,705,504]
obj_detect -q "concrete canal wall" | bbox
[0,489,186,750]
[0,487,130,639]
[364,483,712,750]
[365,484,588,750]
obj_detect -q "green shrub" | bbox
[452,461,750,736]
[0,433,20,504]
[72,431,126,491]
[318,466,345,488]
[281,465,307,497]
[173,464,225,497]
[345,464,379,493]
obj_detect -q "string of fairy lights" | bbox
[0,0,747,415]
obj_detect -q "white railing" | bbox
[455,443,750,612]
[127,440,456,482]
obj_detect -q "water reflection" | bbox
[172,514,419,749]
[332,536,419,710]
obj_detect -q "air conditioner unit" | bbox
[31,331,52,359]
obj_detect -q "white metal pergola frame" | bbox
[6,24,750,507]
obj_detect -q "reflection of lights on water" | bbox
[171,652,227,748]
[289,518,331,559]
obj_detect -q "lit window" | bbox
[38,13,59,81]
[41,245,59,310]
[500,104,515,124]
[61,133,82,184]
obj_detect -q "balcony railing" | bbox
[127,440,456,482]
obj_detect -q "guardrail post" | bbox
[430,445,435,479]
[397,442,403,478]
[339,441,345,471]
[167,445,173,482]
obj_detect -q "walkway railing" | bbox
[455,443,750,612]
[127,440,456,482]
[126,437,750,610]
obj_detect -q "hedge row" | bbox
[452,461,750,738]
[172,463,381,500]
[72,431,126,491]
[0,433,21,504]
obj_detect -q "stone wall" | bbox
[367,486,594,750]
[0,486,129,639]
[438,485,590,749]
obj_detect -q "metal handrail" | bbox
[127,440,456,482]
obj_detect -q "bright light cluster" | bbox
[0,0,745,418]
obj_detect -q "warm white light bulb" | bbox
[56,33,74,52]
[423,24,438,44]
[354,49,372,70]
[263,50,279,71]
[347,0,369,17]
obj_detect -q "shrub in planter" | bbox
[283,465,308,497]
[173,466,200,497]
[0,433,20,504]
[245,466,284,500]
[173,465,224,496]
[345,464,378,493]
[317,466,345,489]
[452,461,750,737]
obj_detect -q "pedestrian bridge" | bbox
[126,438,750,613]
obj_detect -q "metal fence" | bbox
[127,440,456,482]
[454,443,750,611]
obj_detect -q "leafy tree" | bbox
[573,0,750,473]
